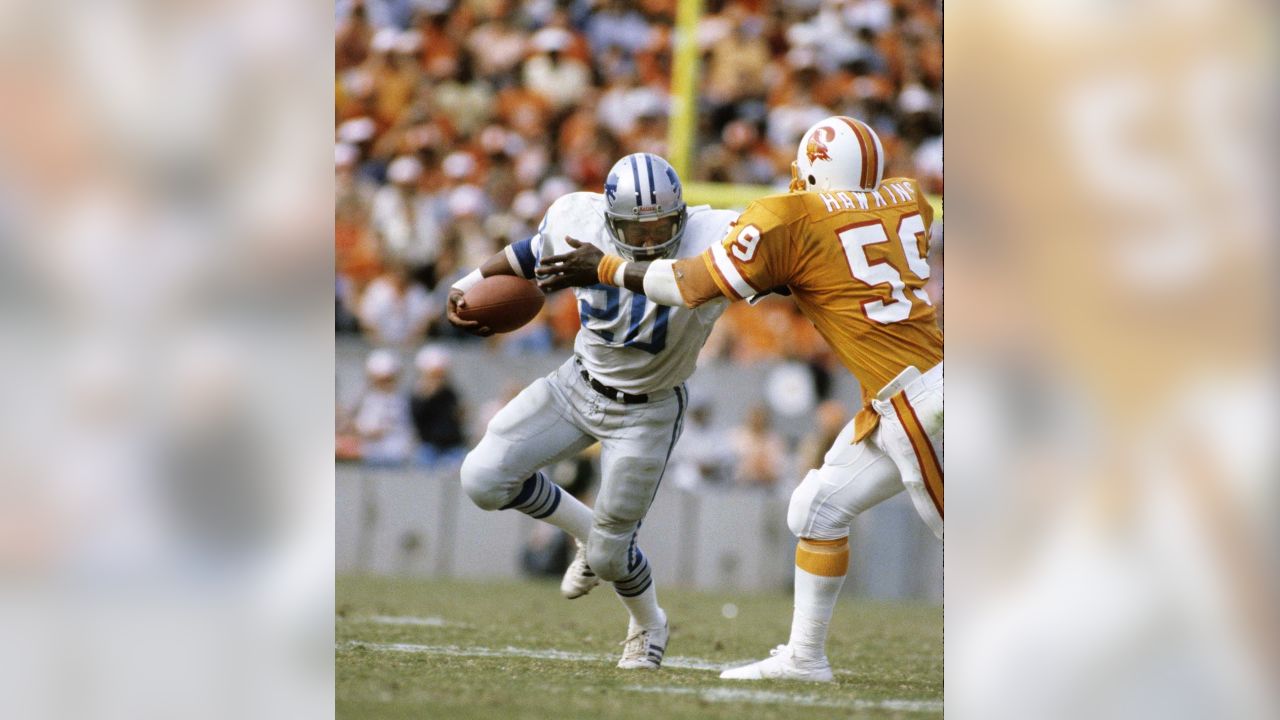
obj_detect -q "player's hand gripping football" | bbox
[445,288,494,337]
[536,237,604,292]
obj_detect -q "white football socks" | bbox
[544,490,594,542]
[612,545,664,630]
[788,566,848,662]
[504,472,594,541]
[618,585,666,632]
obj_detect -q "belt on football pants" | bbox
[576,363,649,404]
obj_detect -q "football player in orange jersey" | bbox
[537,116,943,681]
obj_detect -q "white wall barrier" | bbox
[337,465,942,602]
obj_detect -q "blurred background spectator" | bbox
[669,402,736,491]
[729,404,788,492]
[370,155,442,284]
[410,345,467,467]
[339,349,416,466]
[357,261,436,347]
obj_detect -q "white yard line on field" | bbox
[340,640,725,671]
[344,614,468,628]
[338,640,922,683]
[338,641,940,713]
[623,684,942,714]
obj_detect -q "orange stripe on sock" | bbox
[795,537,850,577]
[891,393,943,519]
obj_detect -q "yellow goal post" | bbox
[664,0,941,219]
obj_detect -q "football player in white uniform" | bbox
[447,153,737,669]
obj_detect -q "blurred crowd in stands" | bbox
[336,0,943,351]
[335,0,943,485]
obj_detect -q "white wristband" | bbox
[641,259,687,307]
[612,262,628,287]
[451,268,484,293]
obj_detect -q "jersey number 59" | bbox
[837,212,932,324]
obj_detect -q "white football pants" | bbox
[460,358,687,583]
[788,363,944,541]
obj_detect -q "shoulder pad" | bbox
[545,192,605,222]
[680,207,739,255]
[541,192,609,256]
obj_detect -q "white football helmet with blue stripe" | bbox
[603,153,687,261]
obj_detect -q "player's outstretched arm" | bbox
[536,237,723,308]
[446,250,522,336]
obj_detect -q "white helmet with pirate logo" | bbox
[603,153,687,261]
[790,116,885,193]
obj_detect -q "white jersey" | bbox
[505,192,736,394]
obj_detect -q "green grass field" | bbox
[337,575,942,719]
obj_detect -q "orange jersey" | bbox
[675,178,943,437]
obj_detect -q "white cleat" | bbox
[719,644,834,682]
[560,542,599,599]
[617,620,669,670]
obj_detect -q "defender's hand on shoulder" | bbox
[536,237,605,292]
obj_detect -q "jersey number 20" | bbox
[579,284,670,354]
[838,212,932,324]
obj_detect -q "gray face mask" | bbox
[605,210,686,261]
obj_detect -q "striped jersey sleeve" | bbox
[503,217,548,279]
[700,198,796,301]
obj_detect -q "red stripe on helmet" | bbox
[838,116,877,189]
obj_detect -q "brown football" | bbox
[458,275,546,333]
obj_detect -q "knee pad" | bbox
[787,468,854,541]
[585,527,635,583]
[787,469,823,538]
[459,447,515,511]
